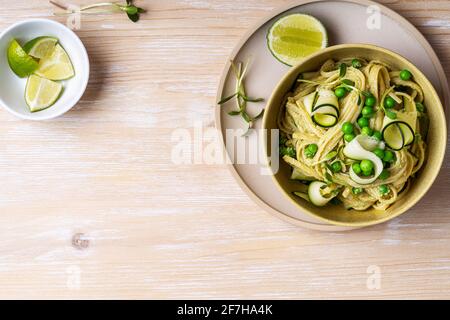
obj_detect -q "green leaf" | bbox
[241,111,252,123]
[325,151,338,161]
[228,111,241,116]
[341,79,354,86]
[127,12,140,22]
[217,92,238,105]
[386,110,397,120]
[240,95,264,103]
[280,146,296,158]
[253,109,265,120]
[339,63,347,78]
[126,5,139,14]
[415,102,426,113]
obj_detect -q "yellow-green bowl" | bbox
[263,44,447,228]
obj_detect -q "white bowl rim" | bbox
[0,18,90,120]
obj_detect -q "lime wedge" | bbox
[7,39,39,78]
[35,44,75,80]
[25,75,63,112]
[23,36,58,59]
[267,13,328,66]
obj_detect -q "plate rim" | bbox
[214,0,450,231]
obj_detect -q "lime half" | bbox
[267,13,328,66]
[25,75,63,112]
[7,39,39,78]
[35,44,75,80]
[23,36,58,59]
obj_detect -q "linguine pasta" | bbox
[279,58,428,211]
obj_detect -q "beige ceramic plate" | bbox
[215,0,449,231]
[263,44,447,227]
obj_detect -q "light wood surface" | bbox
[0,0,449,299]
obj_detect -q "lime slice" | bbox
[25,75,63,112]
[267,13,328,66]
[23,36,58,59]
[7,39,39,78]
[35,44,75,80]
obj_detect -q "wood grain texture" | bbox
[0,0,449,299]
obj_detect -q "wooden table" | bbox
[0,0,449,299]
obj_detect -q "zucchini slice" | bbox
[308,89,340,128]
[343,135,384,185]
[291,169,315,181]
[308,181,334,206]
[312,113,338,127]
[293,191,310,202]
[303,91,317,114]
[382,123,404,150]
[382,111,416,149]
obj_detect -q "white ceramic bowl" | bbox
[0,19,89,120]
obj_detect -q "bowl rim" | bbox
[0,18,90,121]
[263,43,448,227]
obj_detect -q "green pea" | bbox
[383,150,395,163]
[344,133,356,142]
[360,159,374,172]
[374,148,385,159]
[351,59,362,69]
[305,144,318,158]
[400,69,412,81]
[372,131,382,141]
[341,122,354,134]
[379,184,390,195]
[352,187,363,195]
[362,169,373,176]
[335,87,347,98]
[379,169,390,180]
[331,161,342,173]
[361,126,373,136]
[362,106,374,118]
[352,162,362,174]
[357,117,369,128]
[365,96,376,107]
[384,96,396,109]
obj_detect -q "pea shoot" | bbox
[280,146,296,158]
[50,0,146,22]
[218,60,265,136]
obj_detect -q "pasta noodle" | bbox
[279,58,428,211]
